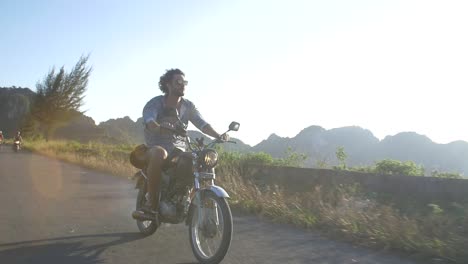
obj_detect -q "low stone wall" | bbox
[242,164,468,202]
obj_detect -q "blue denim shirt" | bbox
[142,95,209,151]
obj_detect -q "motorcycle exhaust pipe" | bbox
[132,211,156,221]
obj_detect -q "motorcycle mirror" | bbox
[228,122,240,132]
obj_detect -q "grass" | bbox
[23,139,468,263]
[218,161,468,263]
[24,139,136,177]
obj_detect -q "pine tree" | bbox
[30,55,92,141]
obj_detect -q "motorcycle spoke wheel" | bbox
[189,191,232,263]
[136,188,158,235]
[141,219,152,228]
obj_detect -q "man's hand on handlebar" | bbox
[218,133,230,142]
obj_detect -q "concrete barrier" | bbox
[241,164,468,202]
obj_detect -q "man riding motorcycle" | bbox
[132,68,229,222]
[14,131,23,149]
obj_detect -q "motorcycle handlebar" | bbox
[158,121,236,148]
[213,139,236,144]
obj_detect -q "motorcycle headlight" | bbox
[199,149,218,169]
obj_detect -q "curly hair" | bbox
[158,68,185,94]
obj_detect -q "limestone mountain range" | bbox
[1,87,467,175]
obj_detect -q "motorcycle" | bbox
[13,141,21,152]
[131,113,239,264]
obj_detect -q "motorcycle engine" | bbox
[159,201,177,218]
[159,194,187,224]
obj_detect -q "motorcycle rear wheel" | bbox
[189,191,232,264]
[136,188,158,235]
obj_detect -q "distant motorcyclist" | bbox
[14,131,23,148]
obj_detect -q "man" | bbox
[0,131,4,146]
[14,131,23,148]
[133,68,228,221]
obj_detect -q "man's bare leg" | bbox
[146,146,168,212]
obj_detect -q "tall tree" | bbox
[335,146,347,169]
[31,55,92,141]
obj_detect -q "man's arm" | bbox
[201,125,221,139]
[202,124,230,141]
[143,97,162,133]
[188,102,227,140]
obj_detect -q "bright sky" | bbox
[1,0,467,146]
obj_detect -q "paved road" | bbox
[0,147,431,264]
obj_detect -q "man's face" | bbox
[168,74,187,97]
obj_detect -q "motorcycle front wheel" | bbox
[189,191,232,264]
[135,188,158,235]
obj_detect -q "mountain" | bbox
[254,133,293,158]
[375,133,468,174]
[97,116,145,144]
[54,114,107,142]
[253,126,380,165]
[1,86,467,175]
[253,126,468,175]
[0,87,36,137]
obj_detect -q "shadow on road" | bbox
[0,232,145,264]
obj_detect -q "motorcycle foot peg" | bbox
[132,210,156,221]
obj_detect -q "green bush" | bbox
[375,159,425,176]
[431,171,463,179]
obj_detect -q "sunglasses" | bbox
[175,79,188,86]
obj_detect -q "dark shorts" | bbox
[130,144,184,169]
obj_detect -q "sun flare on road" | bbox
[29,158,64,199]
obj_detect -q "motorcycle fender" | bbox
[185,187,230,226]
[206,186,230,198]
